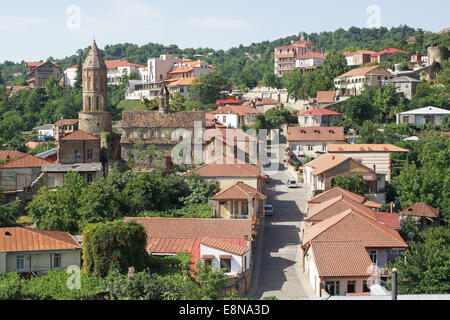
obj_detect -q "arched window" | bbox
[88,97,92,111]
[96,96,103,111]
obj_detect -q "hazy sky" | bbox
[1,0,449,62]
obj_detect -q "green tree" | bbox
[27,141,57,155]
[141,97,159,111]
[189,72,231,106]
[170,92,187,111]
[391,227,450,294]
[26,171,86,233]
[357,121,386,144]
[74,60,83,90]
[83,220,148,278]
[264,108,291,127]
[332,174,369,196]
[441,115,450,132]
[282,69,303,100]
[240,73,258,89]
[0,272,22,300]
[322,50,349,78]
[262,72,281,89]
[181,174,219,206]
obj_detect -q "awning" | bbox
[219,255,232,260]
[201,255,214,260]
[363,175,377,181]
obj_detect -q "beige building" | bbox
[0,227,81,275]
[287,127,346,158]
[212,181,266,221]
[42,130,103,188]
[297,109,343,127]
[327,144,409,182]
[274,39,321,76]
[334,66,394,96]
[183,155,267,194]
[301,209,408,297]
[53,119,79,140]
[26,61,62,88]
[255,98,284,113]
[303,154,383,197]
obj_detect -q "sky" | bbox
[1,0,449,63]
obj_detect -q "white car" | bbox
[265,204,274,216]
[287,180,298,188]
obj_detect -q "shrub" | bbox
[83,220,148,278]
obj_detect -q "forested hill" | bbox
[0,25,429,84]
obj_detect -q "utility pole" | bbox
[392,268,398,300]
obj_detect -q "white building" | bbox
[396,106,450,126]
[33,124,54,139]
[295,52,325,69]
[63,60,145,87]
[0,227,81,275]
[141,54,181,83]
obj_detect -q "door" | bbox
[16,174,26,190]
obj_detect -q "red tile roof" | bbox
[307,196,378,223]
[310,241,374,277]
[316,91,337,104]
[297,52,325,60]
[54,119,79,127]
[216,99,247,105]
[0,150,26,162]
[302,210,408,249]
[0,227,81,252]
[184,156,261,178]
[0,154,51,169]
[122,217,251,267]
[327,144,409,153]
[371,48,410,56]
[59,130,100,141]
[401,202,440,218]
[375,212,401,230]
[336,66,391,79]
[201,238,249,256]
[287,127,345,142]
[212,181,266,201]
[364,201,382,209]
[212,105,263,116]
[309,187,366,205]
[304,154,351,175]
[66,60,145,70]
[256,98,282,106]
[298,108,341,116]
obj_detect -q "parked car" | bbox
[287,180,298,188]
[265,204,274,216]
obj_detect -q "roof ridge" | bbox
[16,228,79,249]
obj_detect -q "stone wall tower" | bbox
[79,41,112,137]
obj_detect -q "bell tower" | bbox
[79,41,112,136]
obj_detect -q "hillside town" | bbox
[0,19,449,303]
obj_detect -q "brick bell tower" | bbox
[78,40,112,137]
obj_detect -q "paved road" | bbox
[247,145,315,300]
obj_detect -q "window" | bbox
[74,150,81,163]
[48,176,56,189]
[369,250,377,264]
[204,259,212,267]
[87,149,93,160]
[220,258,232,273]
[87,174,93,183]
[347,281,356,293]
[363,280,370,293]
[244,256,248,270]
[403,116,409,123]
[325,281,340,296]
[16,256,25,270]
[223,116,227,123]
[53,254,62,268]
[322,145,327,152]
[291,145,297,151]
[308,145,313,151]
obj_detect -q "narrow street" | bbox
[247,143,315,300]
